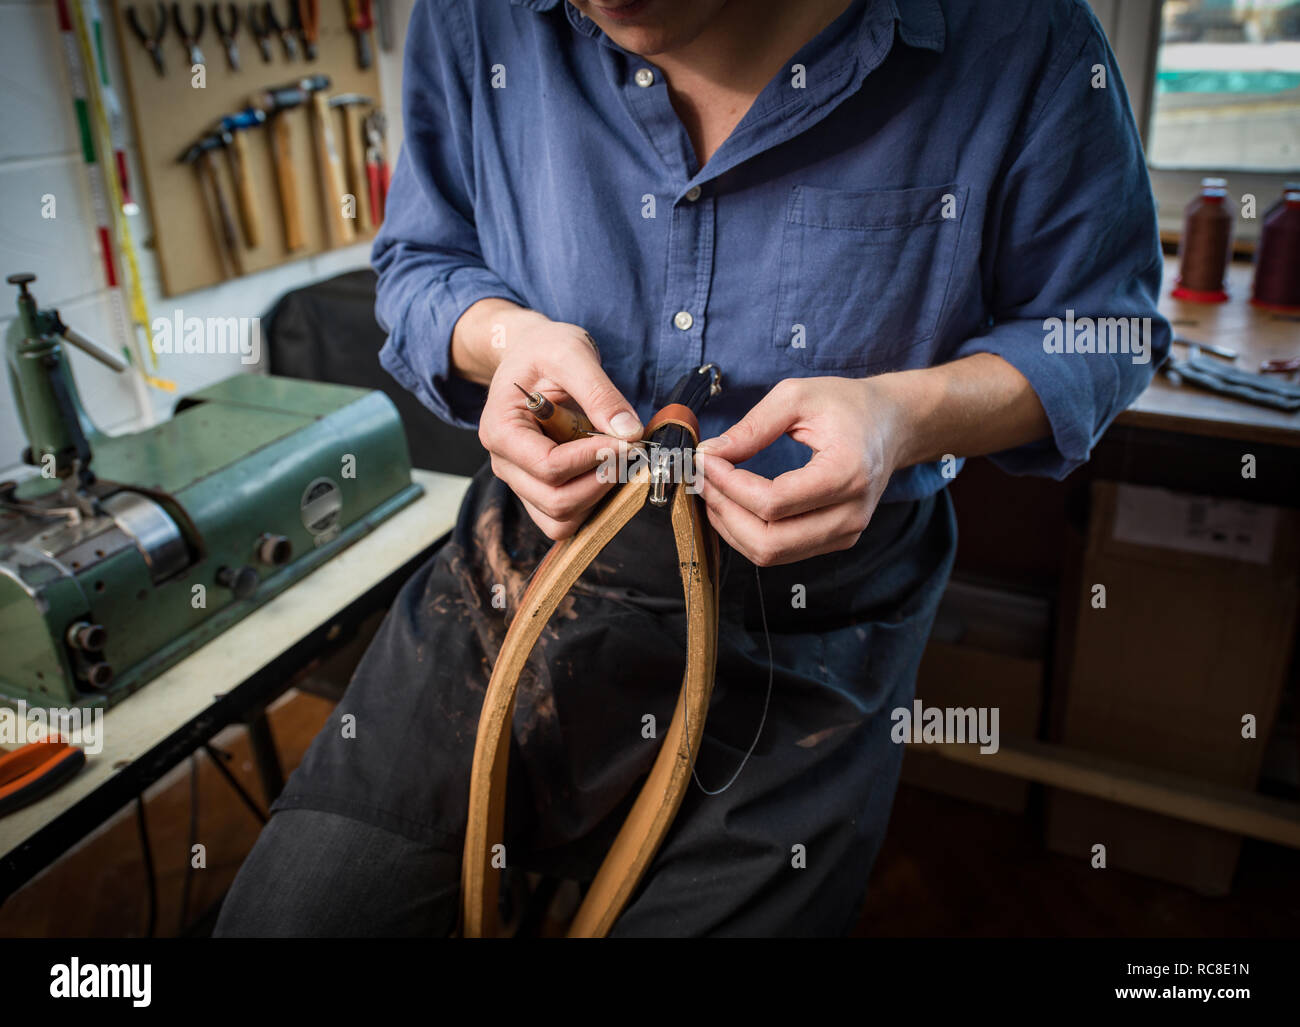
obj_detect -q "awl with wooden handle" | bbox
[515,383,599,444]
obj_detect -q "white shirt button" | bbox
[684,185,702,202]
[673,310,694,331]
[634,68,655,88]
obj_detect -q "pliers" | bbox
[264,0,298,60]
[126,2,168,77]
[171,2,205,67]
[247,1,274,62]
[364,109,389,223]
[212,3,240,70]
[294,0,318,61]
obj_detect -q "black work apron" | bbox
[271,465,957,935]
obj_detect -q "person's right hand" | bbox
[475,310,643,539]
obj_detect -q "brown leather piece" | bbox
[644,403,701,439]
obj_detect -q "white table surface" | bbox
[0,468,471,856]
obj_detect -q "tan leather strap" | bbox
[567,478,718,937]
[462,416,718,938]
[645,403,700,438]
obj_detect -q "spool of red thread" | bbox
[1251,188,1300,312]
[1172,177,1234,303]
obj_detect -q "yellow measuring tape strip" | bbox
[68,0,175,391]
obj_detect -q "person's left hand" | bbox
[692,376,905,567]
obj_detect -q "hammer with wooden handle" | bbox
[215,108,268,249]
[179,134,243,277]
[328,93,374,235]
[309,89,354,245]
[251,75,330,251]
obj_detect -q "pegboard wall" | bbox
[111,1,386,296]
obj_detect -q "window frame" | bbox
[1092,0,1297,248]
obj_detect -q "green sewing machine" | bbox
[0,273,422,709]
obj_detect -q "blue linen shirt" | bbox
[372,0,1170,501]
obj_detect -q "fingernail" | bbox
[696,434,729,453]
[610,412,641,438]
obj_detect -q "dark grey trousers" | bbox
[215,469,956,937]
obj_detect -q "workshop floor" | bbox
[857,784,1300,937]
[5,688,1298,937]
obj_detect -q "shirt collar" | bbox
[508,0,946,55]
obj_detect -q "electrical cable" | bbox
[201,744,269,824]
[134,795,157,938]
[680,505,774,796]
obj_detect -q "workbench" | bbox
[1122,258,1300,449]
[936,254,1300,876]
[0,468,471,904]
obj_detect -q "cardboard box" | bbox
[1045,481,1300,895]
[902,581,1048,813]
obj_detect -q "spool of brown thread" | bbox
[1173,177,1234,303]
[1252,187,1300,312]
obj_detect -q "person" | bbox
[216,0,1169,937]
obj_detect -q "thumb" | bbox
[553,349,642,440]
[698,381,801,463]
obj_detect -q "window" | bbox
[1147,0,1300,172]
[1089,0,1299,244]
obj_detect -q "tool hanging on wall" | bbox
[172,2,206,68]
[251,76,332,251]
[293,0,317,60]
[212,2,241,70]
[308,81,354,244]
[215,108,268,248]
[363,108,388,224]
[247,1,274,61]
[328,93,372,233]
[126,3,168,76]
[263,0,297,59]
[179,134,244,276]
[343,0,374,69]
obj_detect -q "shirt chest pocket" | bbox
[770,183,967,373]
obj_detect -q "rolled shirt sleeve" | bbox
[950,4,1171,479]
[371,0,523,429]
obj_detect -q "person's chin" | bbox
[584,0,680,54]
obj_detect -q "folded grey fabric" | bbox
[1163,352,1300,411]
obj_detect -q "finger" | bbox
[546,343,642,440]
[696,378,808,463]
[492,453,615,524]
[695,446,855,522]
[695,474,865,567]
[483,401,627,487]
[702,489,859,567]
[520,496,584,541]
